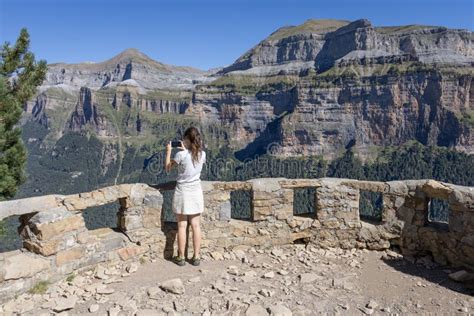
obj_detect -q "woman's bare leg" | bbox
[176,214,187,257]
[189,213,201,257]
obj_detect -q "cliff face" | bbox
[276,73,473,159]
[220,19,473,76]
[186,72,473,160]
[68,87,109,135]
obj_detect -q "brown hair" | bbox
[183,126,202,166]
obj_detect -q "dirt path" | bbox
[2,245,473,315]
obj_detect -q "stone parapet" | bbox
[0,177,473,302]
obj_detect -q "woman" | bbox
[165,126,206,266]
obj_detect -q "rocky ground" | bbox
[1,244,473,315]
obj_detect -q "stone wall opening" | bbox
[0,215,23,253]
[426,198,449,230]
[359,190,383,222]
[230,189,253,221]
[83,201,121,230]
[293,187,316,217]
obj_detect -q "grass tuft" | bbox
[28,280,50,295]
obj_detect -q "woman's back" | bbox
[173,149,206,184]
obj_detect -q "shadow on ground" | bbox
[382,255,474,296]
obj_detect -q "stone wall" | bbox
[0,178,473,302]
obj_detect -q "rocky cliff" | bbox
[191,71,472,160]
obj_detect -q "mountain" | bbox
[44,48,214,90]
[17,18,474,198]
[219,19,473,75]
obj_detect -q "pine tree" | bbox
[0,28,47,200]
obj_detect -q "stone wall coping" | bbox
[0,195,65,220]
[1,178,473,220]
[0,183,153,220]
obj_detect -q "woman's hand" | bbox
[166,141,172,154]
[178,140,185,150]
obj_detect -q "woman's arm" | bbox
[165,142,176,172]
[164,141,185,172]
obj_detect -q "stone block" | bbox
[63,194,96,211]
[24,239,62,256]
[253,200,273,207]
[129,183,149,206]
[252,191,275,200]
[98,186,123,203]
[275,208,291,220]
[449,189,474,212]
[253,206,272,221]
[219,200,231,221]
[387,181,409,195]
[342,180,388,193]
[118,212,144,231]
[279,179,321,188]
[321,218,341,229]
[449,211,464,233]
[143,191,163,208]
[422,180,453,200]
[249,178,285,192]
[76,231,91,244]
[56,247,84,266]
[2,252,50,280]
[117,246,145,261]
[99,233,126,252]
[0,195,64,220]
[27,211,86,241]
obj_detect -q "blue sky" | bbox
[1,0,473,70]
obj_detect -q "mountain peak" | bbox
[109,48,154,63]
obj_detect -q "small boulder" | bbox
[53,296,78,312]
[246,304,268,315]
[268,303,292,316]
[263,271,275,279]
[89,304,99,313]
[159,278,185,294]
[449,270,474,283]
[298,273,323,283]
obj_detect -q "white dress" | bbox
[172,149,206,215]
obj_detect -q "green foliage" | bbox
[0,215,21,251]
[66,273,76,283]
[293,187,316,216]
[28,280,50,294]
[267,19,349,41]
[327,149,364,179]
[359,191,383,221]
[460,110,474,127]
[207,75,299,95]
[0,28,46,200]
[230,189,253,219]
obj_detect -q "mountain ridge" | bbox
[219,18,473,75]
[48,48,207,74]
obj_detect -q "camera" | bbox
[170,140,182,148]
